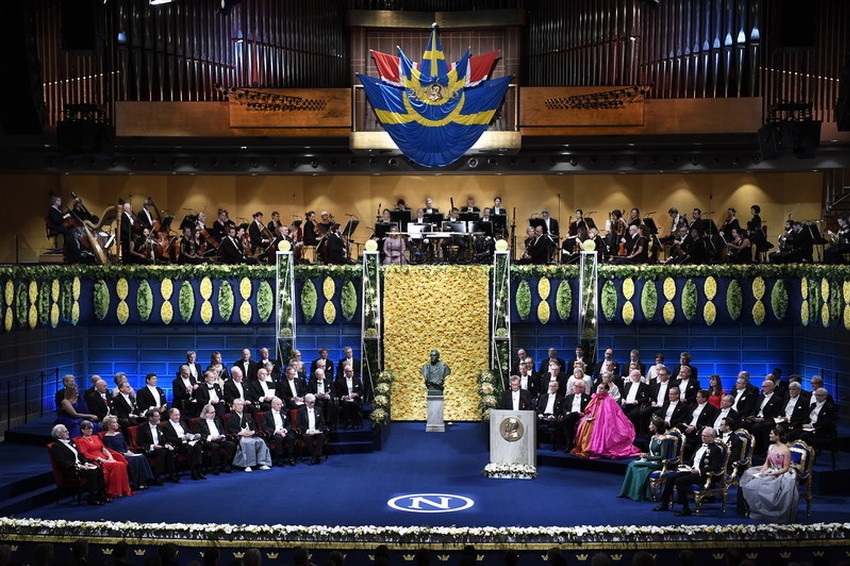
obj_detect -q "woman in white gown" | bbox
[738,426,798,523]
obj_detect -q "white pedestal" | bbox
[426,393,445,432]
[489,409,536,467]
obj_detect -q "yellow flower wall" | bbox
[383,265,490,421]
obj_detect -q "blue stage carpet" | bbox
[18,423,850,527]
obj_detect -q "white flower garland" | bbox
[3,517,846,544]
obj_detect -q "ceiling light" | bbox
[149,0,173,5]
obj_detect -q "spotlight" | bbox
[467,158,478,168]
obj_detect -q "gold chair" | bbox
[728,428,755,486]
[788,440,815,516]
[692,440,731,514]
[648,429,685,501]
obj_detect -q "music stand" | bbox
[642,217,658,235]
[459,212,480,223]
[528,218,545,231]
[290,219,302,229]
[424,212,445,225]
[491,215,507,237]
[342,219,359,240]
[445,221,467,233]
[373,222,392,239]
[389,210,411,232]
[474,220,494,237]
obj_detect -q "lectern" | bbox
[488,409,536,467]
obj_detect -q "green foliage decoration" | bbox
[555,280,572,320]
[515,280,531,320]
[682,279,697,320]
[257,281,273,322]
[727,280,742,320]
[770,280,788,320]
[137,280,153,321]
[218,281,234,321]
[341,280,357,321]
[301,279,318,321]
[179,281,195,322]
[641,280,657,319]
[601,280,617,321]
[93,280,109,321]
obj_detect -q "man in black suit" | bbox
[264,397,297,466]
[112,381,141,429]
[536,380,563,449]
[84,379,112,423]
[641,365,673,424]
[671,352,699,384]
[135,373,168,418]
[196,371,226,418]
[161,408,206,480]
[730,374,758,418]
[517,361,541,403]
[541,347,567,375]
[774,382,810,431]
[218,224,245,264]
[336,364,363,429]
[620,370,650,430]
[792,388,837,444]
[744,379,784,455]
[136,409,177,483]
[173,364,200,417]
[249,211,271,254]
[250,367,278,412]
[541,209,559,237]
[322,223,348,265]
[620,349,647,379]
[499,377,532,411]
[338,346,360,377]
[559,380,590,452]
[688,208,707,236]
[119,202,135,264]
[50,424,108,505]
[597,348,620,379]
[280,367,307,409]
[711,395,739,434]
[298,394,327,465]
[223,367,257,416]
[196,403,235,474]
[654,427,724,516]
[257,347,281,378]
[234,349,259,383]
[674,366,701,405]
[718,417,744,474]
[682,390,719,453]
[311,348,335,381]
[655,387,689,430]
[182,351,204,382]
[308,368,337,428]
[511,348,528,376]
[563,346,586,376]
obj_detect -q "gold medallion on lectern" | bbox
[499,417,524,442]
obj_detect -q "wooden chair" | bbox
[47,443,88,505]
[648,429,685,500]
[789,440,815,516]
[692,441,731,514]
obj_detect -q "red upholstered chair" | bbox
[47,443,88,505]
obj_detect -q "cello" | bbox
[145,198,179,262]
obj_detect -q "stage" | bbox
[4,423,850,565]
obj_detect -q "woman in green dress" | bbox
[618,417,669,501]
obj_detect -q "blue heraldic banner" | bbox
[357,24,512,168]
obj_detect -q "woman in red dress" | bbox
[76,420,134,498]
[707,374,725,409]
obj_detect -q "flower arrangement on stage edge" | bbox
[2,517,849,546]
[477,370,500,421]
[483,463,538,480]
[370,370,394,425]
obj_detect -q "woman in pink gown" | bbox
[75,420,134,498]
[571,384,640,459]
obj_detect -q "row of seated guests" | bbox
[501,345,837,457]
[51,392,331,506]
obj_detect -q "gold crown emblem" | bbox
[575,554,589,561]
[779,552,791,559]
[610,554,623,561]
[476,555,485,562]
[437,555,450,562]
[266,553,279,560]
[814,551,825,557]
[712,554,724,560]
[403,554,415,561]
[746,553,758,560]
[9,546,18,552]
[233,552,245,559]
[368,556,374,561]
[134,550,147,556]
[102,549,114,555]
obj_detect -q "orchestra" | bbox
[44,194,850,266]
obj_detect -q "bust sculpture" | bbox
[421,349,451,394]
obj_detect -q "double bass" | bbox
[144,198,179,262]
